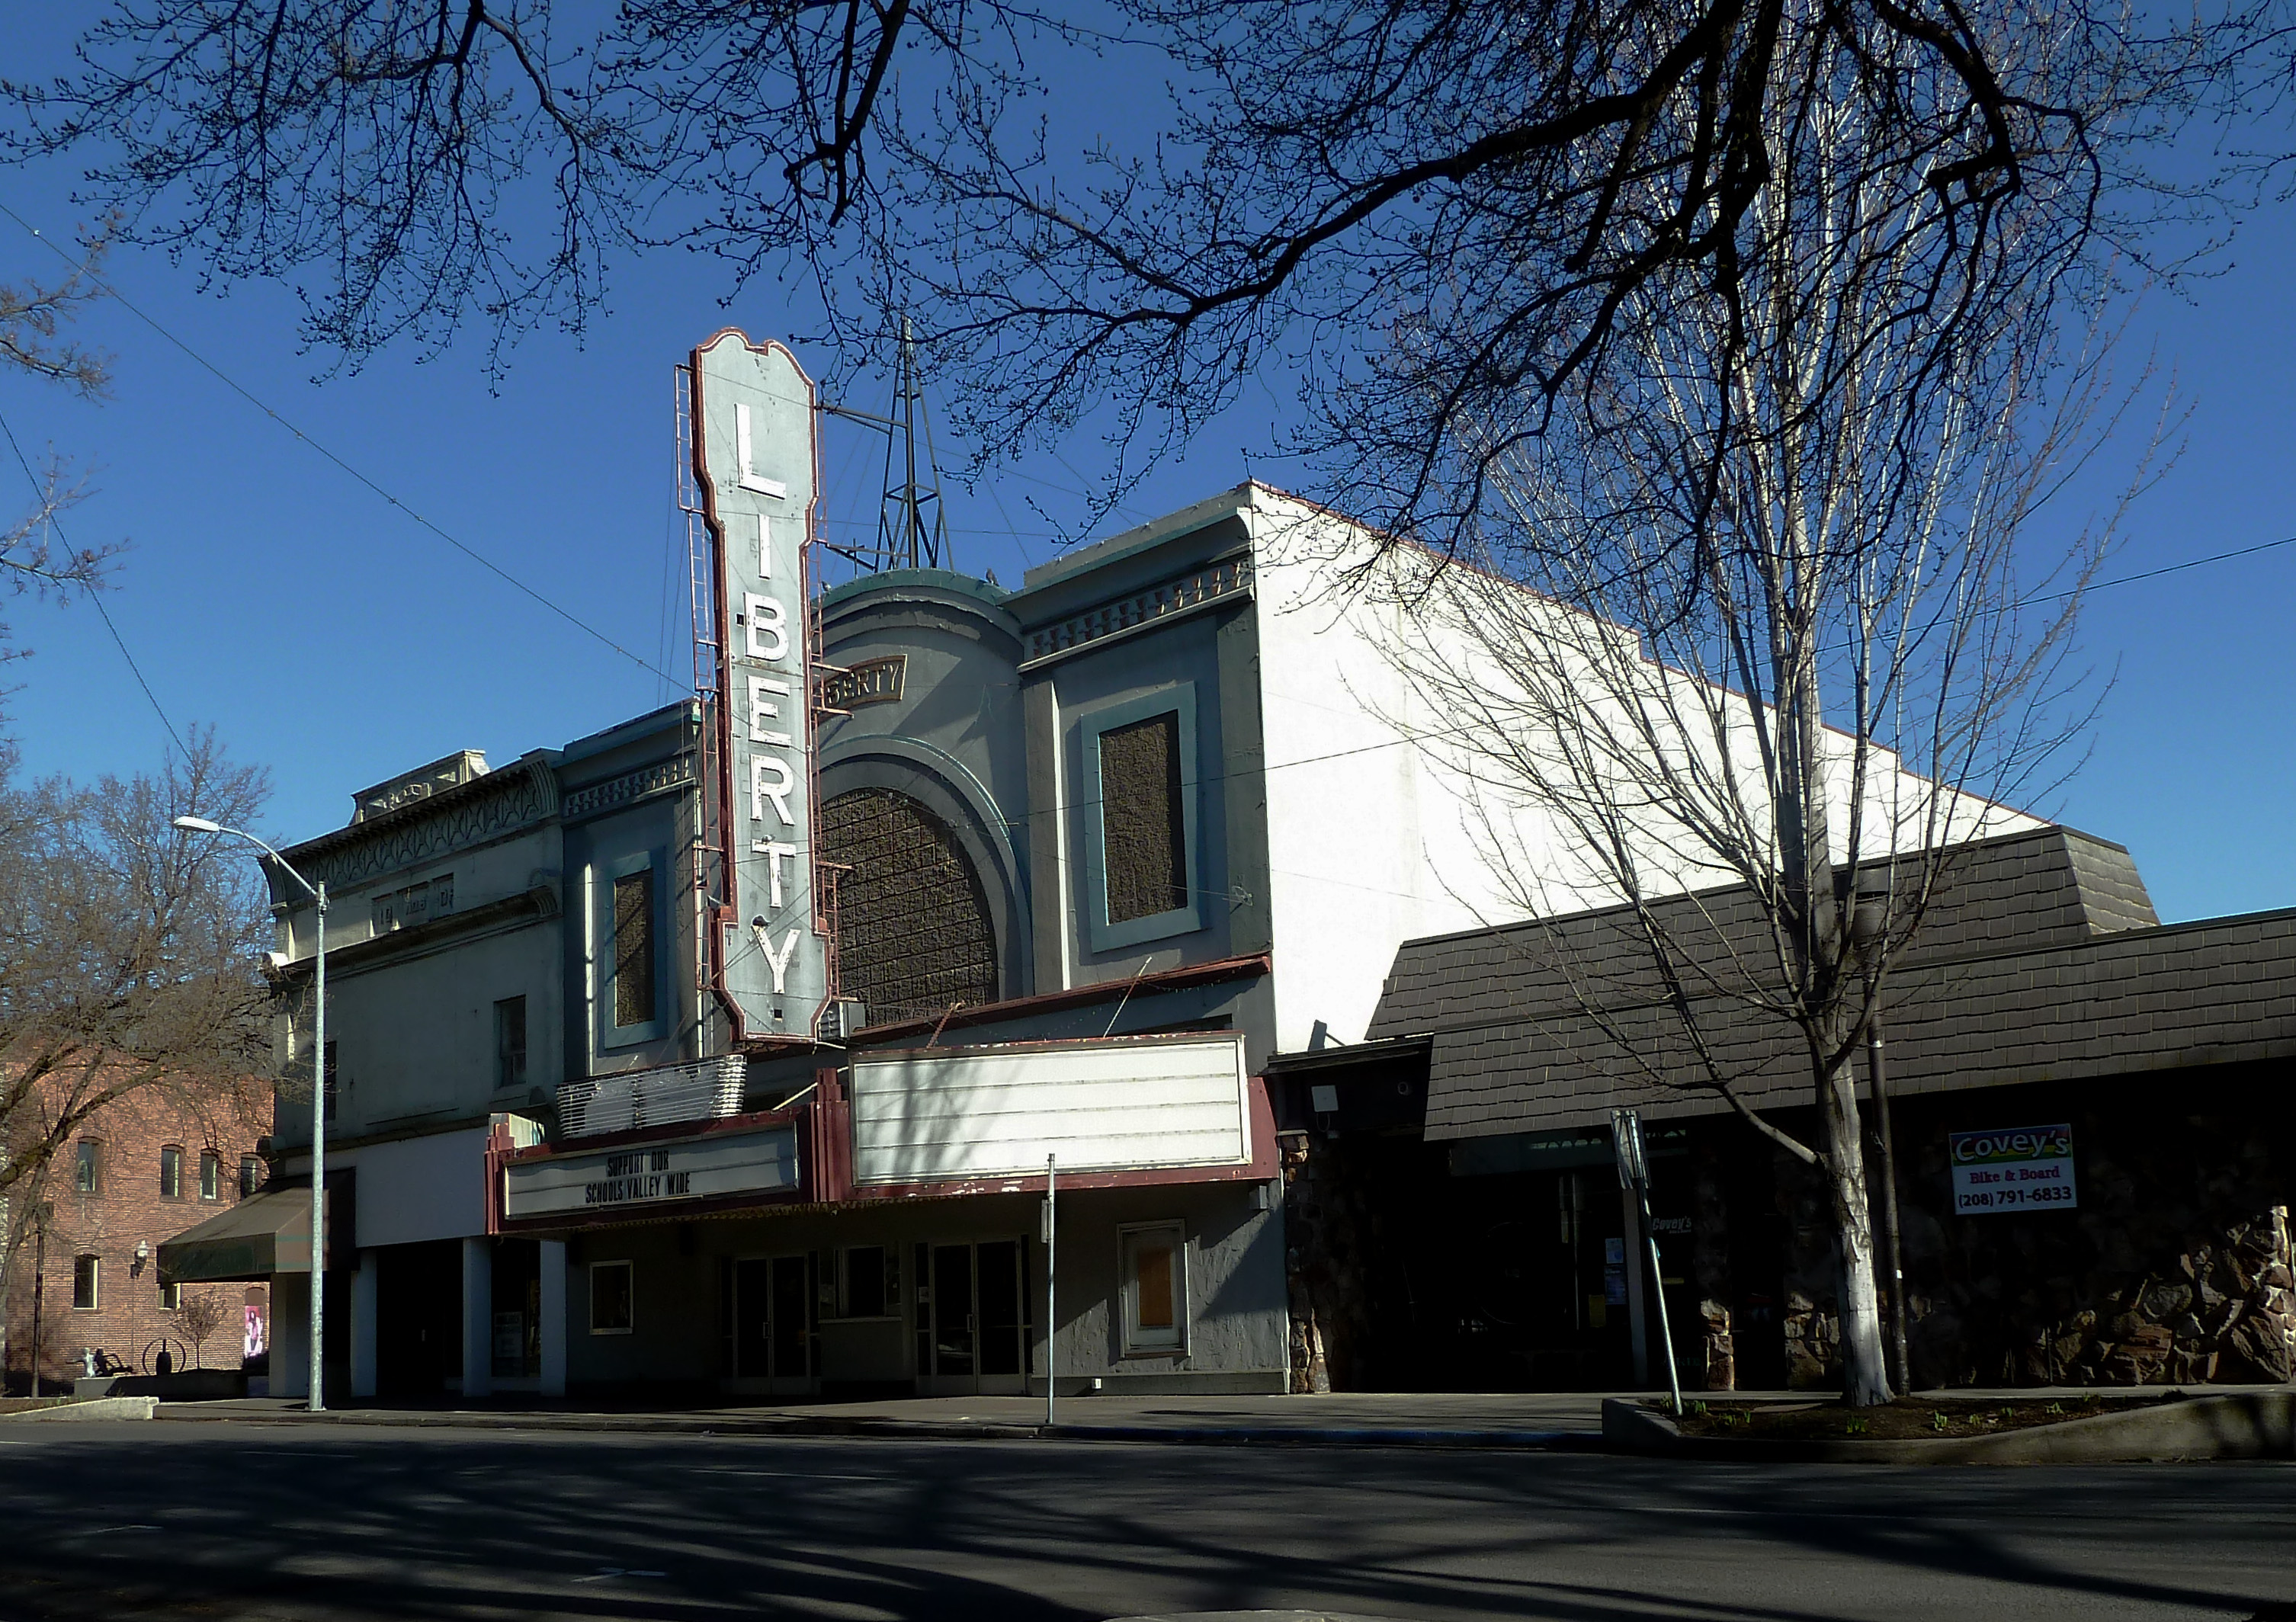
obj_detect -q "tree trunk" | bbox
[1821,1055,1892,1406]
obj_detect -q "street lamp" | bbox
[175,815,329,1413]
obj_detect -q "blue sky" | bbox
[0,38,2291,925]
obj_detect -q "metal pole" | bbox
[1642,1191,1682,1415]
[1868,1018,1910,1396]
[309,883,328,1413]
[172,819,329,1409]
[1611,1107,1682,1412]
[30,1224,44,1398]
[1043,1154,1056,1428]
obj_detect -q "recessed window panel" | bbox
[1098,710,1188,925]
[613,870,656,1028]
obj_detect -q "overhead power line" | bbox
[2018,531,2296,607]
[0,408,191,759]
[0,201,678,685]
[4,202,2286,726]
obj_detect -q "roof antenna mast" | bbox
[874,316,951,573]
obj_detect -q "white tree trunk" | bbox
[1823,1059,1893,1406]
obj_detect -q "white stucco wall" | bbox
[1244,487,2043,1052]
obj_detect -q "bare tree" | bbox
[1361,11,2160,1405]
[0,732,274,1219]
[171,1290,226,1370]
[4,4,2272,540]
[0,1142,56,1390]
[0,226,117,668]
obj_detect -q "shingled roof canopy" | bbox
[1366,825,2296,1142]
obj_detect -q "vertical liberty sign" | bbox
[691,331,829,1040]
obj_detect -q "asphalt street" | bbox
[0,1421,2289,1622]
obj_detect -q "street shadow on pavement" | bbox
[0,1425,2289,1621]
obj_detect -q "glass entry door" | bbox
[916,1239,1027,1395]
[733,1254,815,1391]
[930,1245,975,1377]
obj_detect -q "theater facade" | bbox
[162,333,1563,1399]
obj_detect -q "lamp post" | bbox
[175,816,328,1413]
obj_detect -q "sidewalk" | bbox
[153,1389,1627,1447]
[145,1385,2230,1449]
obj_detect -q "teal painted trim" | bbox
[818,567,1012,613]
[816,732,1023,902]
[560,700,699,767]
[1015,485,1254,597]
[1078,685,1205,954]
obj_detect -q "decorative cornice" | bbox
[267,885,563,983]
[281,758,560,896]
[1018,553,1252,670]
[563,753,697,822]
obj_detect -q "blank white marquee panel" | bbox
[848,1032,1251,1184]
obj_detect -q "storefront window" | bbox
[590,1260,634,1335]
[842,1245,889,1317]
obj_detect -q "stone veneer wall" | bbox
[1755,1069,2295,1390]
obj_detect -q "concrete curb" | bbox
[2,1396,159,1423]
[1047,1425,1571,1450]
[149,1405,1576,1451]
[1111,1611,1408,1620]
[1601,1392,2296,1463]
[154,1407,1043,1443]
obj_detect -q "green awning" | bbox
[159,1188,325,1282]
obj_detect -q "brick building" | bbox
[3,1074,271,1392]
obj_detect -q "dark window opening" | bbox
[74,1140,101,1195]
[160,1145,183,1200]
[200,1149,220,1201]
[843,1245,888,1318]
[613,870,657,1027]
[495,995,529,1090]
[591,1261,634,1334]
[1098,710,1187,924]
[239,1155,263,1198]
[72,1254,99,1310]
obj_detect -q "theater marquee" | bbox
[690,331,832,1041]
[502,1124,800,1220]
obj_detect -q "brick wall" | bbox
[3,1079,269,1390]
